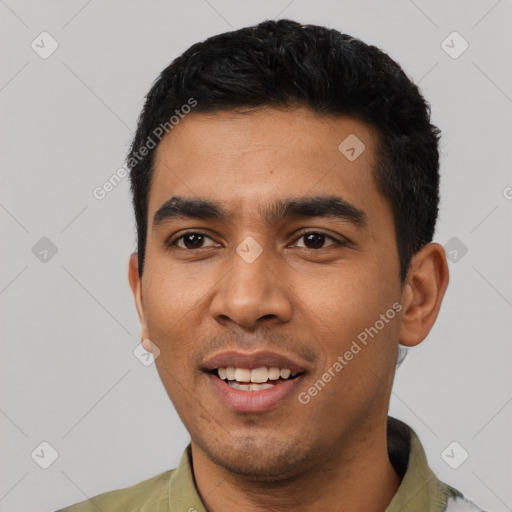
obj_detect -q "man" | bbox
[58,19,487,512]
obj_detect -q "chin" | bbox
[197,433,314,481]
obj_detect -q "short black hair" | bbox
[128,19,441,283]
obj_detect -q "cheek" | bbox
[308,286,400,419]
[141,275,194,360]
[302,262,396,333]
[143,255,208,320]
[299,264,400,385]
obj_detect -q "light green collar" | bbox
[385,426,458,512]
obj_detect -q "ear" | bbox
[398,242,449,347]
[128,252,149,340]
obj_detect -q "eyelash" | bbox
[166,230,347,251]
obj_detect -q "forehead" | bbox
[149,107,387,225]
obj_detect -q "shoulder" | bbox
[445,495,489,512]
[55,469,174,512]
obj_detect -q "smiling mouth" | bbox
[209,366,304,391]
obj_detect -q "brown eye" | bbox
[294,231,343,250]
[180,233,206,249]
[170,233,219,250]
[303,233,327,249]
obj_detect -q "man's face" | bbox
[132,106,404,478]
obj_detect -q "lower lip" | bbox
[206,373,304,413]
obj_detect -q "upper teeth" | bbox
[217,367,297,383]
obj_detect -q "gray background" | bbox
[1,1,511,511]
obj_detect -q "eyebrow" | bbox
[153,195,368,229]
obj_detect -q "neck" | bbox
[191,421,401,512]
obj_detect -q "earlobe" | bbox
[398,243,449,347]
[128,252,148,338]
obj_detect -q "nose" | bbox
[209,240,293,331]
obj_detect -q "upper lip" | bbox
[202,350,308,374]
